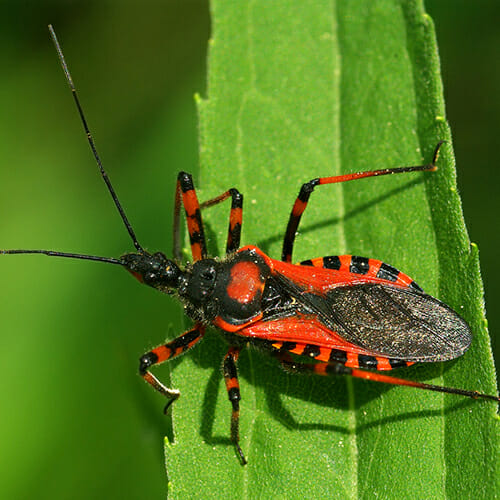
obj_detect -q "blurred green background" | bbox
[0,1,497,498]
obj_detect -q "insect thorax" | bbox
[180,249,272,328]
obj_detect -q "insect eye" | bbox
[200,268,216,282]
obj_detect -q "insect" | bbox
[3,27,499,465]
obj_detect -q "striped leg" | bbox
[200,188,243,254]
[173,172,207,262]
[223,346,247,464]
[274,352,500,403]
[281,141,445,262]
[139,323,205,413]
[173,172,243,261]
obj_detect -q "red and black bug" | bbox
[2,27,499,465]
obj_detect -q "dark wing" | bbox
[314,283,471,362]
[271,271,472,362]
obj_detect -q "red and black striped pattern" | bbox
[299,254,423,292]
[173,173,243,260]
[175,172,207,262]
[200,187,243,254]
[269,340,413,371]
[222,347,246,464]
[139,323,205,412]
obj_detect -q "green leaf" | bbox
[166,1,499,498]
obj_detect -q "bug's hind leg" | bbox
[273,351,500,403]
[281,141,445,263]
[223,346,247,465]
[139,323,205,413]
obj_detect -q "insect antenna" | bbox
[0,249,123,265]
[48,24,143,253]
[1,26,144,265]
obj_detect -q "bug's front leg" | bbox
[200,188,243,255]
[173,172,208,262]
[223,346,247,465]
[140,323,205,413]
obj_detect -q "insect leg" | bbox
[173,172,208,262]
[223,346,247,465]
[200,188,243,254]
[275,353,500,403]
[281,141,445,262]
[139,323,205,413]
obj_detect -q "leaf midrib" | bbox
[332,3,359,498]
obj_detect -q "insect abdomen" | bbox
[270,341,413,371]
[300,255,423,292]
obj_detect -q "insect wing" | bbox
[319,283,471,362]
[290,280,472,362]
[259,257,472,363]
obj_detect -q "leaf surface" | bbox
[166,1,499,498]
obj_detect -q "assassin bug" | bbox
[2,27,499,466]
